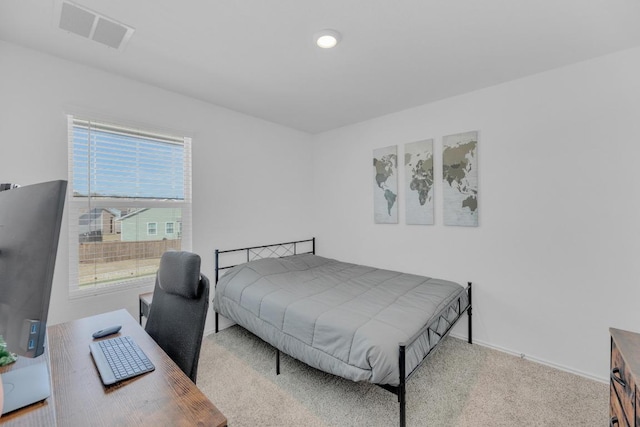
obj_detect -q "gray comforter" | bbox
[213,254,468,386]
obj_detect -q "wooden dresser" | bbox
[610,328,640,426]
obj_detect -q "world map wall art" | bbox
[442,131,478,226]
[373,145,398,224]
[404,139,434,225]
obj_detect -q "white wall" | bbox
[4,38,639,382]
[311,46,640,381]
[0,41,314,332]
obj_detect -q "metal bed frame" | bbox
[213,238,472,427]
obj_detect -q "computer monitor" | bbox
[0,180,67,415]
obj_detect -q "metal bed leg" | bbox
[467,282,473,344]
[399,385,406,427]
[399,345,406,427]
[214,249,220,335]
[276,349,280,375]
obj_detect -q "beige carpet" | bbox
[197,326,607,426]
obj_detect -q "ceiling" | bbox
[1,0,640,134]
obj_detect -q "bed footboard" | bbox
[381,282,473,427]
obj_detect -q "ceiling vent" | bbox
[56,1,134,50]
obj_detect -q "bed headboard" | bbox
[214,238,315,284]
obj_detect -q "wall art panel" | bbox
[373,145,398,224]
[404,139,434,225]
[442,131,478,226]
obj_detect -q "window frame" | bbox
[67,114,192,299]
[165,222,175,235]
[147,222,158,236]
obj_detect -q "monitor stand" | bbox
[1,362,51,415]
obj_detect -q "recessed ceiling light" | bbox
[314,29,341,49]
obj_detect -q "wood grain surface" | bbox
[1,309,226,427]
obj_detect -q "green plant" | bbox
[0,335,17,366]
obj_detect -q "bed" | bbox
[212,238,472,427]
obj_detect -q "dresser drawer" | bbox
[612,339,636,423]
[611,386,629,426]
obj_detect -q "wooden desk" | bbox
[0,309,226,426]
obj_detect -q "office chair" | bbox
[145,251,209,383]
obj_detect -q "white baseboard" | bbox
[450,332,608,384]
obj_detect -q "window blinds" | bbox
[71,118,188,201]
[67,115,192,297]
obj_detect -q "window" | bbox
[68,116,192,297]
[147,222,158,236]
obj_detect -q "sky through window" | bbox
[72,125,185,200]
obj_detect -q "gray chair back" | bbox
[145,251,209,383]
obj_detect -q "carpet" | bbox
[197,326,607,426]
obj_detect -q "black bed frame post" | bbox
[214,249,220,334]
[399,345,407,427]
[467,282,473,344]
[312,237,316,254]
[276,349,280,375]
[215,249,220,284]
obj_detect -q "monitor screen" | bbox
[0,180,66,358]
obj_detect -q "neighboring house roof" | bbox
[116,208,149,222]
[79,208,106,219]
[79,208,119,227]
[79,208,121,220]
